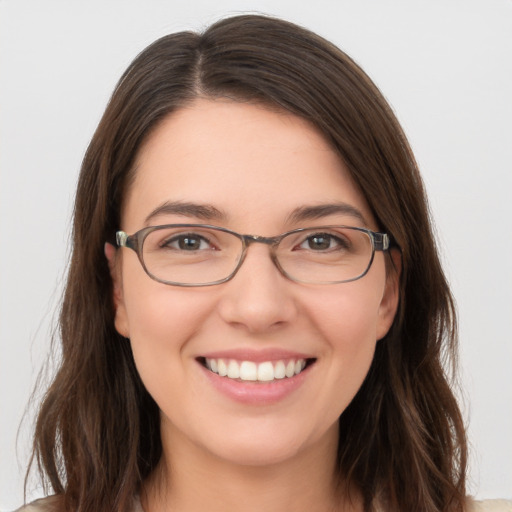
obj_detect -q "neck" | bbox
[142,421,360,512]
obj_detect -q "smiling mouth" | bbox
[198,357,316,382]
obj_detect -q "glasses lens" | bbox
[142,226,242,285]
[276,227,373,284]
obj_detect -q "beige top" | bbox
[468,502,512,512]
[14,495,512,512]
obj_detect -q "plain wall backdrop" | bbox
[1,0,511,508]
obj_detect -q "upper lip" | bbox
[197,348,316,363]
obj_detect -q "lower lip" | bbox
[199,362,313,405]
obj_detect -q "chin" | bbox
[200,421,337,469]
[212,438,306,468]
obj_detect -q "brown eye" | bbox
[307,234,331,250]
[162,234,211,251]
[299,233,349,251]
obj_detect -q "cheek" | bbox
[304,281,384,408]
[121,251,213,339]
[309,280,384,347]
[120,272,215,388]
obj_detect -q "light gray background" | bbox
[1,0,511,509]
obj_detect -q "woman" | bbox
[19,14,511,512]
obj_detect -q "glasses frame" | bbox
[116,224,390,287]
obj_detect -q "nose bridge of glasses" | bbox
[235,234,284,278]
[242,234,281,247]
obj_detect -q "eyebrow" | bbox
[144,201,227,225]
[286,203,368,226]
[144,200,367,227]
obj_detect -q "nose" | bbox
[217,244,298,334]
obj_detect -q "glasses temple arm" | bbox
[373,233,390,251]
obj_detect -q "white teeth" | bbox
[240,361,257,381]
[274,360,286,379]
[257,361,274,382]
[218,359,228,377]
[227,360,240,379]
[204,358,309,382]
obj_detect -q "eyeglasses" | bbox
[116,224,390,287]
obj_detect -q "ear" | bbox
[376,249,401,341]
[104,242,130,338]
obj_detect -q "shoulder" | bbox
[13,496,63,512]
[467,499,512,512]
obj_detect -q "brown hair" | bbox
[28,14,467,512]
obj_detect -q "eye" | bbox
[162,233,212,251]
[298,232,349,251]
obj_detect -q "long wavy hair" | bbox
[28,14,467,512]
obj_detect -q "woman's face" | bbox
[109,98,399,468]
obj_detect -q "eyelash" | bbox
[296,233,351,251]
[161,233,215,251]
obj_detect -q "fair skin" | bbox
[106,98,400,512]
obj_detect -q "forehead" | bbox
[122,98,374,231]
